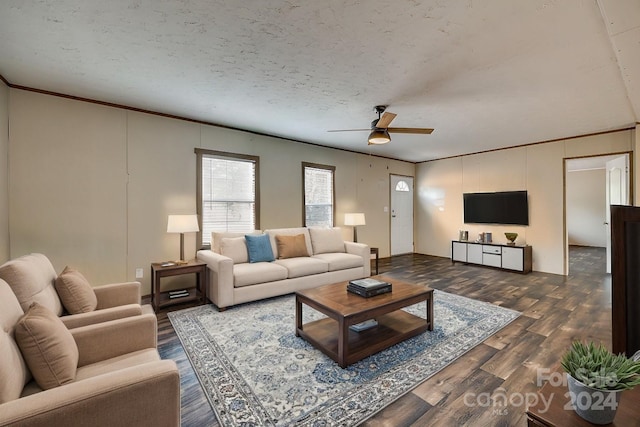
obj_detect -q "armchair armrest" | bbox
[71,313,158,367]
[60,304,143,329]
[0,360,180,427]
[345,242,371,277]
[94,281,142,309]
[197,249,234,309]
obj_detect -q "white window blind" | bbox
[304,164,334,227]
[201,154,256,245]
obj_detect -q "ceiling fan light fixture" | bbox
[368,128,390,145]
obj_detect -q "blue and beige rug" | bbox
[168,290,519,426]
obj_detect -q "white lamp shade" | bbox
[344,213,366,226]
[167,214,200,233]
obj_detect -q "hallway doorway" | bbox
[565,153,631,274]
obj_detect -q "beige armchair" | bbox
[0,278,180,427]
[0,253,154,329]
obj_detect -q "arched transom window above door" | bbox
[395,180,410,192]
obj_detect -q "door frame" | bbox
[389,174,415,256]
[605,155,630,273]
[563,151,633,275]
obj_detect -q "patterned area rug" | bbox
[168,290,519,426]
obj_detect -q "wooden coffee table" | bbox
[295,276,433,368]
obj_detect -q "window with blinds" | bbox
[303,162,335,227]
[196,149,259,247]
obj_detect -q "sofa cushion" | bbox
[312,253,364,272]
[309,227,345,254]
[14,302,79,390]
[220,237,249,264]
[245,234,275,263]
[275,257,328,278]
[211,230,261,253]
[265,228,313,259]
[275,234,310,259]
[0,253,63,316]
[55,266,98,314]
[233,262,288,287]
[0,279,31,404]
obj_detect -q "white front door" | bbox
[605,155,630,273]
[390,175,414,255]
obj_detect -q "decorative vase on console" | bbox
[504,232,518,245]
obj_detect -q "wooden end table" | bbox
[370,247,379,275]
[295,276,433,368]
[526,367,640,426]
[150,260,207,310]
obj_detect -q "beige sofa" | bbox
[0,253,154,329]
[197,227,370,310]
[0,278,180,427]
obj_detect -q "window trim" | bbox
[195,148,260,249]
[302,162,336,227]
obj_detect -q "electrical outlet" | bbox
[135,268,143,279]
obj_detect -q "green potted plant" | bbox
[561,341,640,424]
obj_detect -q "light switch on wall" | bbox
[384,206,389,212]
[135,268,143,279]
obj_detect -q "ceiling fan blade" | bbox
[387,127,434,134]
[327,129,370,132]
[376,112,397,129]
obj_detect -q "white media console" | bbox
[451,241,532,273]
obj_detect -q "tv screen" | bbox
[463,191,529,225]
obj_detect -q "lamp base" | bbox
[174,259,189,265]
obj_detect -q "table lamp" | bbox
[167,214,199,264]
[344,213,366,242]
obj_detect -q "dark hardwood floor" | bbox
[154,246,612,426]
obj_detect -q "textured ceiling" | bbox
[0,0,638,162]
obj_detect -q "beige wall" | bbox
[8,87,633,286]
[416,130,633,275]
[8,89,413,294]
[636,125,639,205]
[0,81,8,262]
[9,91,128,284]
[566,169,606,247]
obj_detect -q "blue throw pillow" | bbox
[245,234,275,263]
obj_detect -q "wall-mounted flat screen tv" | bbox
[463,191,529,225]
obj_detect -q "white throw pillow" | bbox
[212,230,261,253]
[309,228,345,254]
[220,237,249,264]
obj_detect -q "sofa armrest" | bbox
[0,360,180,427]
[197,249,234,310]
[94,281,142,308]
[71,313,158,367]
[345,242,371,277]
[60,304,143,329]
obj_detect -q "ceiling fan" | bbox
[328,105,434,145]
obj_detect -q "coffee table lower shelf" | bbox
[296,309,429,368]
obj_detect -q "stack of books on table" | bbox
[347,278,392,298]
[168,289,190,299]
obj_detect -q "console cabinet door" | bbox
[452,242,467,262]
[483,253,502,267]
[467,244,483,264]
[502,246,524,271]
